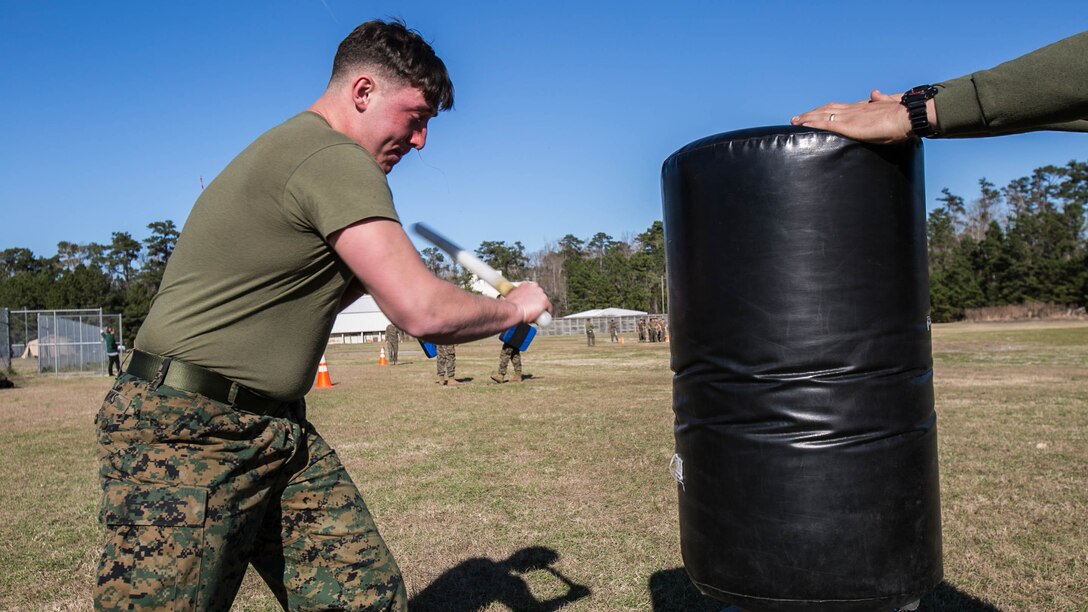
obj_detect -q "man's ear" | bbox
[351,75,377,111]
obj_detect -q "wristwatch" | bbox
[901,85,939,138]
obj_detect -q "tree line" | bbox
[0,218,667,342]
[2,157,1084,340]
[0,221,179,340]
[927,160,1087,322]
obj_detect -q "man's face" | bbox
[356,81,434,173]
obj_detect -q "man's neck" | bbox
[308,95,355,140]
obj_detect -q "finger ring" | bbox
[829,113,836,122]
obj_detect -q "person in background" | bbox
[100,326,120,377]
[436,344,459,386]
[492,340,523,383]
[385,322,400,365]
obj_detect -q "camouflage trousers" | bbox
[385,339,398,365]
[435,345,455,378]
[497,345,522,376]
[94,373,407,611]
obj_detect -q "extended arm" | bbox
[791,30,1088,142]
[329,218,552,344]
[934,30,1088,137]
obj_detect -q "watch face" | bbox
[908,85,938,99]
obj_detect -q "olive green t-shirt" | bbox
[136,112,398,401]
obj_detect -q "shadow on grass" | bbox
[409,546,590,612]
[648,567,727,612]
[647,570,1000,612]
[918,582,1001,611]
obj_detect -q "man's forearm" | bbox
[330,218,552,343]
[403,282,524,344]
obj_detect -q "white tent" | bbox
[330,296,391,344]
[563,307,648,319]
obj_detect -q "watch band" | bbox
[901,85,939,138]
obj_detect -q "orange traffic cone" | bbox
[315,355,333,389]
[378,347,388,366]
[619,336,625,345]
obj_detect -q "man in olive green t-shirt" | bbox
[790,30,1087,142]
[94,20,552,612]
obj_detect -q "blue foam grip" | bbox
[418,339,437,358]
[500,323,536,351]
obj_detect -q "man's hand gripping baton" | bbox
[412,223,553,327]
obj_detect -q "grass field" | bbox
[1,322,1086,611]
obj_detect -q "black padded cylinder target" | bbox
[661,126,942,612]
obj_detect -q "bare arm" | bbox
[329,218,552,344]
[790,90,938,144]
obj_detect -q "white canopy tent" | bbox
[330,295,391,344]
[562,307,648,319]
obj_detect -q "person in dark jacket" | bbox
[100,326,120,376]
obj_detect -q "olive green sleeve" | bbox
[933,31,1088,137]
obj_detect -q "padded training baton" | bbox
[412,222,553,327]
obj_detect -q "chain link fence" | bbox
[7,309,123,375]
[536,314,669,340]
[1,308,10,373]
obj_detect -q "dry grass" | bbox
[964,302,1087,323]
[1,324,1086,611]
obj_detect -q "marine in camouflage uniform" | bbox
[492,344,522,383]
[436,344,458,386]
[637,318,646,343]
[385,323,399,365]
[584,320,595,346]
[94,20,553,611]
[608,318,618,343]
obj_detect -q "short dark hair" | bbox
[332,19,454,113]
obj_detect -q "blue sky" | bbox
[1,1,1085,258]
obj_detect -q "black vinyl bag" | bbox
[661,126,942,611]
